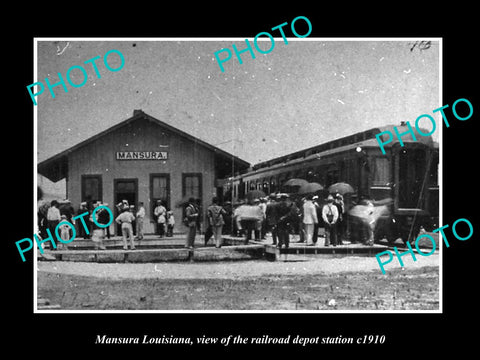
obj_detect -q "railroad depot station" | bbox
[38,109,250,236]
[36,109,440,267]
[38,108,439,250]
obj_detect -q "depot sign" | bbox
[116,151,168,160]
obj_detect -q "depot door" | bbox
[114,178,138,235]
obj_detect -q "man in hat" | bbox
[184,197,199,248]
[115,206,136,250]
[46,200,61,249]
[154,200,167,238]
[91,201,107,250]
[322,195,339,246]
[276,193,294,249]
[77,202,90,239]
[207,197,227,248]
[334,193,345,245]
[265,194,279,245]
[312,195,321,244]
[302,194,318,246]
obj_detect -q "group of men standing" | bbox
[301,193,344,246]
[37,192,349,252]
[38,199,113,250]
[234,192,345,248]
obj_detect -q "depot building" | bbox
[38,110,250,235]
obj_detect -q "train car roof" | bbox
[249,123,435,173]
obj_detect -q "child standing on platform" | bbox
[166,210,175,237]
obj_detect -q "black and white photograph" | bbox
[34,38,441,312]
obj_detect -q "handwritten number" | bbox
[410,41,431,52]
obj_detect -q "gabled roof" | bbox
[38,110,250,182]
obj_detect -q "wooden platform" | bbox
[261,242,390,260]
[40,234,266,263]
[39,232,412,263]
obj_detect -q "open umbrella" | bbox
[284,178,309,187]
[298,182,324,194]
[246,189,266,201]
[328,182,354,195]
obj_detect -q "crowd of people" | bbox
[37,199,113,250]
[38,199,153,251]
[37,191,374,252]
[224,192,348,248]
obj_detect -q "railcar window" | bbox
[270,177,277,193]
[263,181,269,193]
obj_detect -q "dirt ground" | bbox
[37,252,439,311]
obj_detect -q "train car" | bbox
[221,122,439,244]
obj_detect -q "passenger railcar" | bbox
[221,123,439,244]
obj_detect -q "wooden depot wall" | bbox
[66,117,216,234]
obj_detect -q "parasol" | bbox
[298,182,324,194]
[284,178,309,187]
[328,182,355,195]
[246,189,266,201]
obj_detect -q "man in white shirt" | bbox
[322,195,339,246]
[236,199,264,244]
[115,208,136,250]
[154,200,167,238]
[46,200,61,249]
[302,195,318,245]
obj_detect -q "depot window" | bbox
[81,174,102,203]
[182,173,202,201]
[150,173,170,214]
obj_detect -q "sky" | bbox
[36,39,440,167]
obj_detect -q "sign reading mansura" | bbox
[116,151,168,160]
